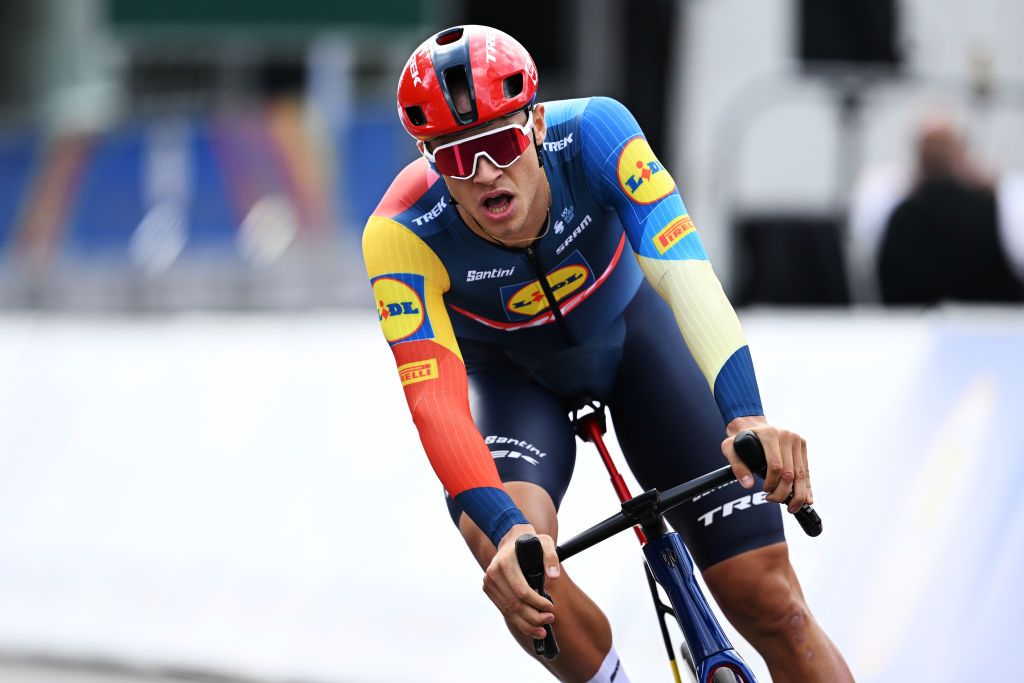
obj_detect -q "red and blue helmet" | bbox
[397,25,539,141]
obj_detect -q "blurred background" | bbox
[0,1,1021,682]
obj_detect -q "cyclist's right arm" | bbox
[362,213,529,549]
[364,213,559,637]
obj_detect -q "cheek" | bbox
[445,179,470,202]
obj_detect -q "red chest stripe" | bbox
[448,232,627,330]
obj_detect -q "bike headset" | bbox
[397,24,545,184]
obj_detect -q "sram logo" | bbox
[555,214,592,255]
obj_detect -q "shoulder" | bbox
[550,97,645,168]
[541,97,638,146]
[542,96,635,126]
[577,97,640,138]
[369,157,453,235]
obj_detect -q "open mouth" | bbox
[481,192,515,219]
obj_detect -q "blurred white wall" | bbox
[1,309,1023,682]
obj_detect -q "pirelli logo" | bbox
[653,214,696,255]
[398,359,439,386]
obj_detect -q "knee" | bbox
[708,556,812,644]
[731,573,811,641]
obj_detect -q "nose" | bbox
[472,154,503,184]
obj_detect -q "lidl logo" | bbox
[371,273,434,345]
[398,358,438,386]
[653,214,696,255]
[500,251,594,321]
[617,137,675,204]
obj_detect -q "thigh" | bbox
[444,354,578,528]
[608,283,784,570]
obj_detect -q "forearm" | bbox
[408,391,528,546]
[637,256,764,422]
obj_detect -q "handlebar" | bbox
[516,430,823,661]
[555,429,823,562]
[515,535,560,661]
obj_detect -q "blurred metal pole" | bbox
[573,0,623,99]
[35,0,124,133]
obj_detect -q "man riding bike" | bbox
[363,25,853,682]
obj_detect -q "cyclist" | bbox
[363,25,853,682]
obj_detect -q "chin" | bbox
[478,209,523,236]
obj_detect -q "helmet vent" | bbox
[436,28,463,45]
[405,106,427,126]
[442,66,477,124]
[503,73,524,99]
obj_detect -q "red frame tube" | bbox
[577,412,647,545]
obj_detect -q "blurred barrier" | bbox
[0,100,414,310]
[0,308,1021,682]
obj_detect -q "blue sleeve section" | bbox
[712,346,765,423]
[454,487,529,548]
[578,96,639,207]
[578,96,708,262]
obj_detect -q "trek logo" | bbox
[467,266,515,282]
[485,31,497,63]
[485,434,547,466]
[412,195,447,226]
[653,214,696,255]
[617,137,675,204]
[555,214,593,255]
[499,251,595,321]
[697,491,769,527]
[398,358,438,386]
[370,273,434,345]
[408,54,423,88]
[543,133,574,152]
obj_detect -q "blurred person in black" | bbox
[877,114,1024,304]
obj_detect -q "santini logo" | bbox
[467,266,515,282]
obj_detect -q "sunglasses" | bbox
[421,109,534,179]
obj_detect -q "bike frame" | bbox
[571,406,756,683]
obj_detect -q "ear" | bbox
[533,104,547,147]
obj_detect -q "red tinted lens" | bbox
[433,127,532,177]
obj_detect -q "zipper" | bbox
[525,244,575,347]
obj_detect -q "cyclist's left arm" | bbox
[578,96,810,510]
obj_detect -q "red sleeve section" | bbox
[391,339,503,497]
[372,158,441,219]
